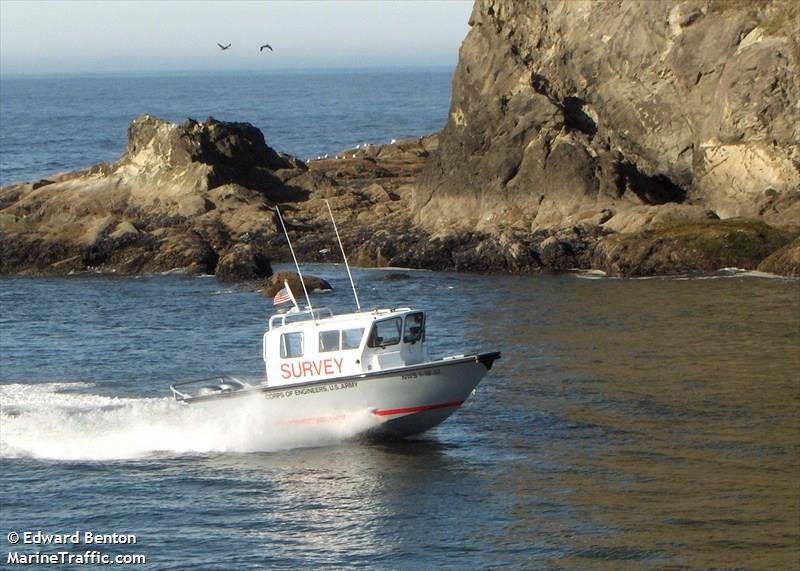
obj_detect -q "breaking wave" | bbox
[0,382,379,461]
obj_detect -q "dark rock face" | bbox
[415,0,800,235]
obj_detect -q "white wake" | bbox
[0,382,379,461]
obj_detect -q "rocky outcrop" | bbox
[0,114,298,277]
[414,0,800,260]
[0,114,434,278]
[215,244,272,282]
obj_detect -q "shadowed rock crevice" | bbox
[563,97,597,137]
[616,162,688,205]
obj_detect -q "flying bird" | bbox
[217,43,231,50]
[260,44,273,52]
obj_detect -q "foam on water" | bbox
[568,267,795,281]
[0,382,380,461]
[570,269,612,280]
[672,269,793,280]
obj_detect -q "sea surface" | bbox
[1,71,800,570]
[1,268,799,570]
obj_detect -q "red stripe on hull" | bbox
[372,400,464,417]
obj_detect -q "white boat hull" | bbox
[172,352,500,438]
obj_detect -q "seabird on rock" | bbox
[217,43,231,50]
[260,44,273,52]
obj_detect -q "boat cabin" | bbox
[263,307,428,386]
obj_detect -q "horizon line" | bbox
[0,63,458,80]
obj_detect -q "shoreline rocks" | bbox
[0,112,797,279]
[2,2,799,280]
[0,114,437,278]
[757,237,800,277]
[409,0,799,276]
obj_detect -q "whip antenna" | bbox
[325,199,361,312]
[275,205,313,312]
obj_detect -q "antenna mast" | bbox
[325,199,361,312]
[275,205,313,312]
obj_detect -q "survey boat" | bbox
[171,304,500,437]
[169,201,500,438]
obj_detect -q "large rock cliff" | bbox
[415,0,799,242]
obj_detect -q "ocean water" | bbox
[1,267,799,570]
[1,71,800,569]
[0,69,453,186]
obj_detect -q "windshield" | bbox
[368,317,402,347]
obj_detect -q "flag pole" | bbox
[275,205,313,312]
[284,280,299,311]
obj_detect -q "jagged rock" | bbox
[382,230,540,273]
[146,232,218,275]
[262,271,332,298]
[0,112,435,278]
[535,230,596,270]
[125,114,304,180]
[0,115,304,277]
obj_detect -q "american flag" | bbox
[273,285,293,306]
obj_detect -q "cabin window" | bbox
[368,317,402,347]
[320,328,365,352]
[280,332,304,358]
[403,312,425,343]
[342,328,364,350]
[319,330,340,352]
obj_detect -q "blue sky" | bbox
[0,0,474,75]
